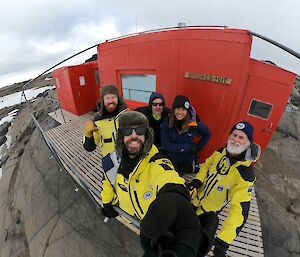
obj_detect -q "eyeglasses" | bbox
[120,126,148,136]
[152,102,164,107]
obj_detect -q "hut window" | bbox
[248,99,272,119]
[79,76,86,86]
[121,74,156,103]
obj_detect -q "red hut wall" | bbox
[53,61,100,116]
[98,28,253,159]
[97,28,296,159]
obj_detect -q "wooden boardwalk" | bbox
[45,110,264,256]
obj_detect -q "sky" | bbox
[0,0,299,88]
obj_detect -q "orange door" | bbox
[235,60,296,151]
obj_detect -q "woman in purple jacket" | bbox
[160,95,211,176]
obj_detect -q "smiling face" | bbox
[226,129,250,156]
[151,98,164,116]
[103,94,118,112]
[174,107,188,121]
[123,129,145,158]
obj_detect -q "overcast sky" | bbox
[1,0,299,88]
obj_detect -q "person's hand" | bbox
[186,179,202,191]
[84,120,97,137]
[101,204,119,218]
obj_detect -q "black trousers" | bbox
[197,212,219,257]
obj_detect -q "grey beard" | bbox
[227,141,249,155]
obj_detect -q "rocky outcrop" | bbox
[255,110,300,257]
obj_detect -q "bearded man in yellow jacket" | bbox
[101,111,203,257]
[83,84,127,157]
[188,121,261,257]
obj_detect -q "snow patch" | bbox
[0,85,55,109]
[0,109,19,126]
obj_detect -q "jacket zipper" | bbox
[226,185,230,203]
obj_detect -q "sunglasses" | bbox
[120,126,148,136]
[152,102,164,107]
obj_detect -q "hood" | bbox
[115,111,154,159]
[148,92,165,106]
[245,142,261,162]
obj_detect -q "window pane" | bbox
[121,74,156,103]
[248,99,272,119]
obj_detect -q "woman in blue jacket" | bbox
[161,95,211,176]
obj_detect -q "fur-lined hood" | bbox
[245,142,261,162]
[115,111,154,159]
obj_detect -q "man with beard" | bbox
[83,84,127,157]
[100,111,203,257]
[135,92,170,148]
[187,121,261,257]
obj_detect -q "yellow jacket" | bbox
[93,117,118,156]
[83,109,127,156]
[192,147,258,244]
[101,145,185,220]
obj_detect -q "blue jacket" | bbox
[160,118,211,163]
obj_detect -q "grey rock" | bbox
[0,136,7,146]
[0,121,10,136]
[288,199,300,216]
[276,111,300,140]
[256,187,300,257]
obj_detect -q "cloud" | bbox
[0,0,299,87]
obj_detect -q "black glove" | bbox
[187,179,202,191]
[213,237,229,257]
[150,231,175,250]
[101,204,119,218]
[140,185,201,257]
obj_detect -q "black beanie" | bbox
[172,95,190,110]
[230,121,254,143]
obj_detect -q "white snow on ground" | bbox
[0,109,18,126]
[0,85,55,109]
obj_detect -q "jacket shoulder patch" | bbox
[237,165,255,182]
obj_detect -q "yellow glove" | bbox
[84,120,97,137]
[189,188,197,200]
